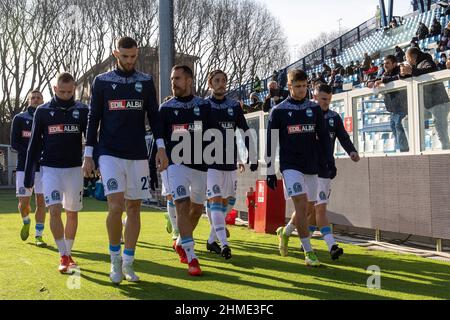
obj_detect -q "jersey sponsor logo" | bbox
[48,124,80,134]
[319,191,327,201]
[172,123,203,132]
[219,122,235,130]
[135,82,143,93]
[176,185,187,197]
[306,108,313,118]
[328,118,335,127]
[108,100,143,111]
[174,110,179,116]
[193,106,200,116]
[287,124,316,134]
[50,112,55,117]
[228,107,234,117]
[26,121,30,125]
[288,112,293,117]
[293,182,303,194]
[112,84,117,90]
[22,131,32,138]
[72,110,80,119]
[51,190,61,201]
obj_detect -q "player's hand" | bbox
[82,157,96,178]
[156,148,169,172]
[329,164,337,180]
[267,175,277,190]
[350,151,360,162]
[149,168,158,191]
[250,163,259,172]
[238,164,245,173]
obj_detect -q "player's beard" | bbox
[118,59,135,72]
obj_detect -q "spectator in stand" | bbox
[438,29,450,52]
[400,47,450,149]
[416,22,429,41]
[353,60,363,82]
[271,70,279,82]
[368,55,409,152]
[312,72,326,86]
[247,92,263,113]
[262,80,288,112]
[332,58,344,74]
[331,48,337,58]
[345,61,355,76]
[410,38,420,49]
[395,46,406,62]
[362,53,372,72]
[328,69,343,94]
[389,18,398,29]
[437,53,448,70]
[430,18,442,37]
[322,63,332,78]
[363,62,379,81]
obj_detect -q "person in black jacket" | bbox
[368,55,409,152]
[262,81,288,112]
[395,46,406,63]
[416,22,429,40]
[10,89,47,247]
[430,18,442,37]
[400,47,450,149]
[24,73,89,274]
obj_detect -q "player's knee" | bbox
[108,197,125,214]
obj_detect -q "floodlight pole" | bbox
[159,0,175,103]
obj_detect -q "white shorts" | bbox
[282,170,318,202]
[316,178,331,205]
[16,171,43,197]
[42,166,83,212]
[161,170,170,197]
[168,164,207,204]
[99,155,150,200]
[207,169,237,199]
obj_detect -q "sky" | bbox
[255,0,414,62]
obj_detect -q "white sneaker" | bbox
[110,256,124,284]
[122,263,140,282]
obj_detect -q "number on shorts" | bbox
[141,176,149,190]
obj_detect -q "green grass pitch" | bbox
[0,189,449,300]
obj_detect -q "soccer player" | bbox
[82,37,168,284]
[149,138,179,241]
[205,70,258,259]
[24,73,88,274]
[266,69,335,267]
[159,65,215,276]
[10,90,47,247]
[277,84,360,260]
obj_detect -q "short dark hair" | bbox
[407,47,421,59]
[29,89,42,96]
[116,36,138,49]
[288,69,308,82]
[56,72,75,84]
[316,84,333,94]
[384,55,397,64]
[172,65,194,79]
[208,70,228,83]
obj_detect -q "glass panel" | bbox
[354,88,410,155]
[420,79,450,151]
[237,116,260,162]
[329,99,348,156]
